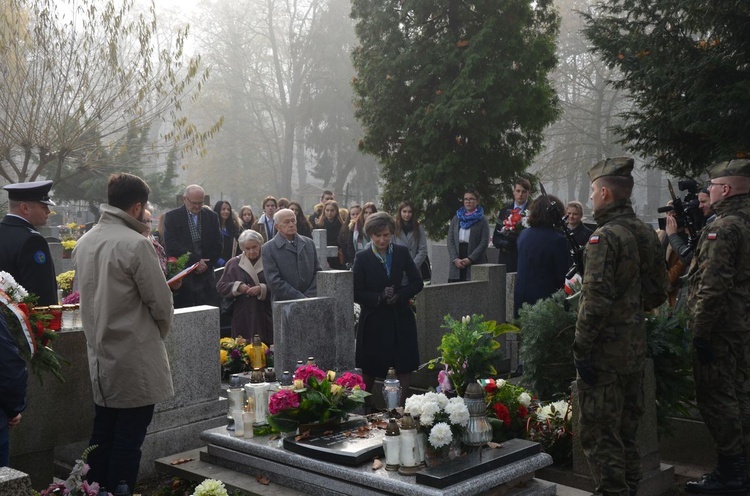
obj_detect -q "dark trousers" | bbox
[448,243,470,283]
[87,403,155,492]
[0,421,8,467]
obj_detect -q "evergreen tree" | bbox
[582,0,750,177]
[351,0,560,236]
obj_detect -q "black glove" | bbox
[386,294,400,305]
[382,286,395,299]
[693,337,714,365]
[574,359,597,386]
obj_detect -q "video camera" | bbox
[657,178,704,256]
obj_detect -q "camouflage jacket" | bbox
[574,200,667,378]
[687,194,750,339]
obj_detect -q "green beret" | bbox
[587,157,635,182]
[708,159,750,179]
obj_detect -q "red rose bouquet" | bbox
[481,378,534,442]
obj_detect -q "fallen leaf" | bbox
[169,457,194,465]
[295,431,312,442]
[323,430,334,435]
[456,40,470,48]
[372,458,383,470]
[487,442,503,449]
[256,474,270,485]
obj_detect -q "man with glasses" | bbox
[0,180,58,305]
[492,178,531,273]
[685,159,750,494]
[163,184,222,308]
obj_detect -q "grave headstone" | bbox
[312,228,338,270]
[0,467,33,496]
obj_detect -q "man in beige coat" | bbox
[73,173,174,492]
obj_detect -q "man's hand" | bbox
[195,259,209,274]
[460,258,472,268]
[168,278,183,290]
[386,294,400,305]
[693,337,714,365]
[8,413,21,428]
[665,214,678,236]
[453,259,463,269]
[574,359,597,386]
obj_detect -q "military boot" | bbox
[685,454,749,494]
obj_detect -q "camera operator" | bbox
[698,185,716,225]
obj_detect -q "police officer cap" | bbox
[707,159,750,179]
[587,157,635,182]
[3,180,56,206]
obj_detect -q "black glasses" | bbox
[707,181,730,189]
[186,198,204,206]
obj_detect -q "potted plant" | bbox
[404,391,470,466]
[422,314,517,397]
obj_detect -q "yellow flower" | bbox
[326,370,336,381]
[67,222,78,230]
[56,270,75,292]
[220,349,228,365]
[220,337,235,349]
[293,379,304,390]
[61,239,77,251]
[330,384,343,395]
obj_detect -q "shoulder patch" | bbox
[33,250,47,264]
[707,232,718,240]
[589,235,600,244]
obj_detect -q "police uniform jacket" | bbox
[0,215,57,305]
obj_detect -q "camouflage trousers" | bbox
[694,331,750,457]
[577,370,644,496]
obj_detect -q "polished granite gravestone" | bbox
[199,425,556,496]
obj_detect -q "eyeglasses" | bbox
[707,181,731,189]
[186,198,204,206]
[463,197,478,202]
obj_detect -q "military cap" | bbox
[587,157,635,182]
[3,180,55,206]
[707,159,750,179]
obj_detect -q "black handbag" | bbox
[420,255,432,281]
[220,296,235,318]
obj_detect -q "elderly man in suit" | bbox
[163,185,222,308]
[262,208,321,301]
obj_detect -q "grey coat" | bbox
[393,225,428,269]
[446,215,490,281]
[262,232,321,301]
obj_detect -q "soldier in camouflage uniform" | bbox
[574,157,667,496]
[685,159,750,495]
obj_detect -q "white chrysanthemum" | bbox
[445,400,470,426]
[435,392,449,409]
[420,413,435,427]
[428,422,453,448]
[496,379,507,388]
[192,478,229,496]
[422,391,440,405]
[420,401,440,421]
[404,395,424,417]
[0,271,27,302]
[536,404,554,422]
[551,400,569,418]
[518,392,532,407]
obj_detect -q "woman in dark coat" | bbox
[353,212,424,402]
[513,195,569,318]
[316,200,350,269]
[213,200,242,267]
[289,201,313,239]
[216,229,273,343]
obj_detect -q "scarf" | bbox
[371,242,393,277]
[187,209,201,242]
[456,205,485,230]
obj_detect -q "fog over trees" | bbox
[2,0,746,219]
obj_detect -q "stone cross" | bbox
[312,229,339,270]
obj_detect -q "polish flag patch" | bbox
[589,235,600,244]
[707,232,718,240]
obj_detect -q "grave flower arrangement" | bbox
[421,314,516,397]
[220,336,247,373]
[526,397,573,465]
[166,252,191,279]
[191,478,229,496]
[41,445,107,495]
[404,392,470,451]
[0,271,66,382]
[481,378,534,442]
[267,366,369,433]
[57,270,75,297]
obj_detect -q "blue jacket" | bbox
[514,227,569,318]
